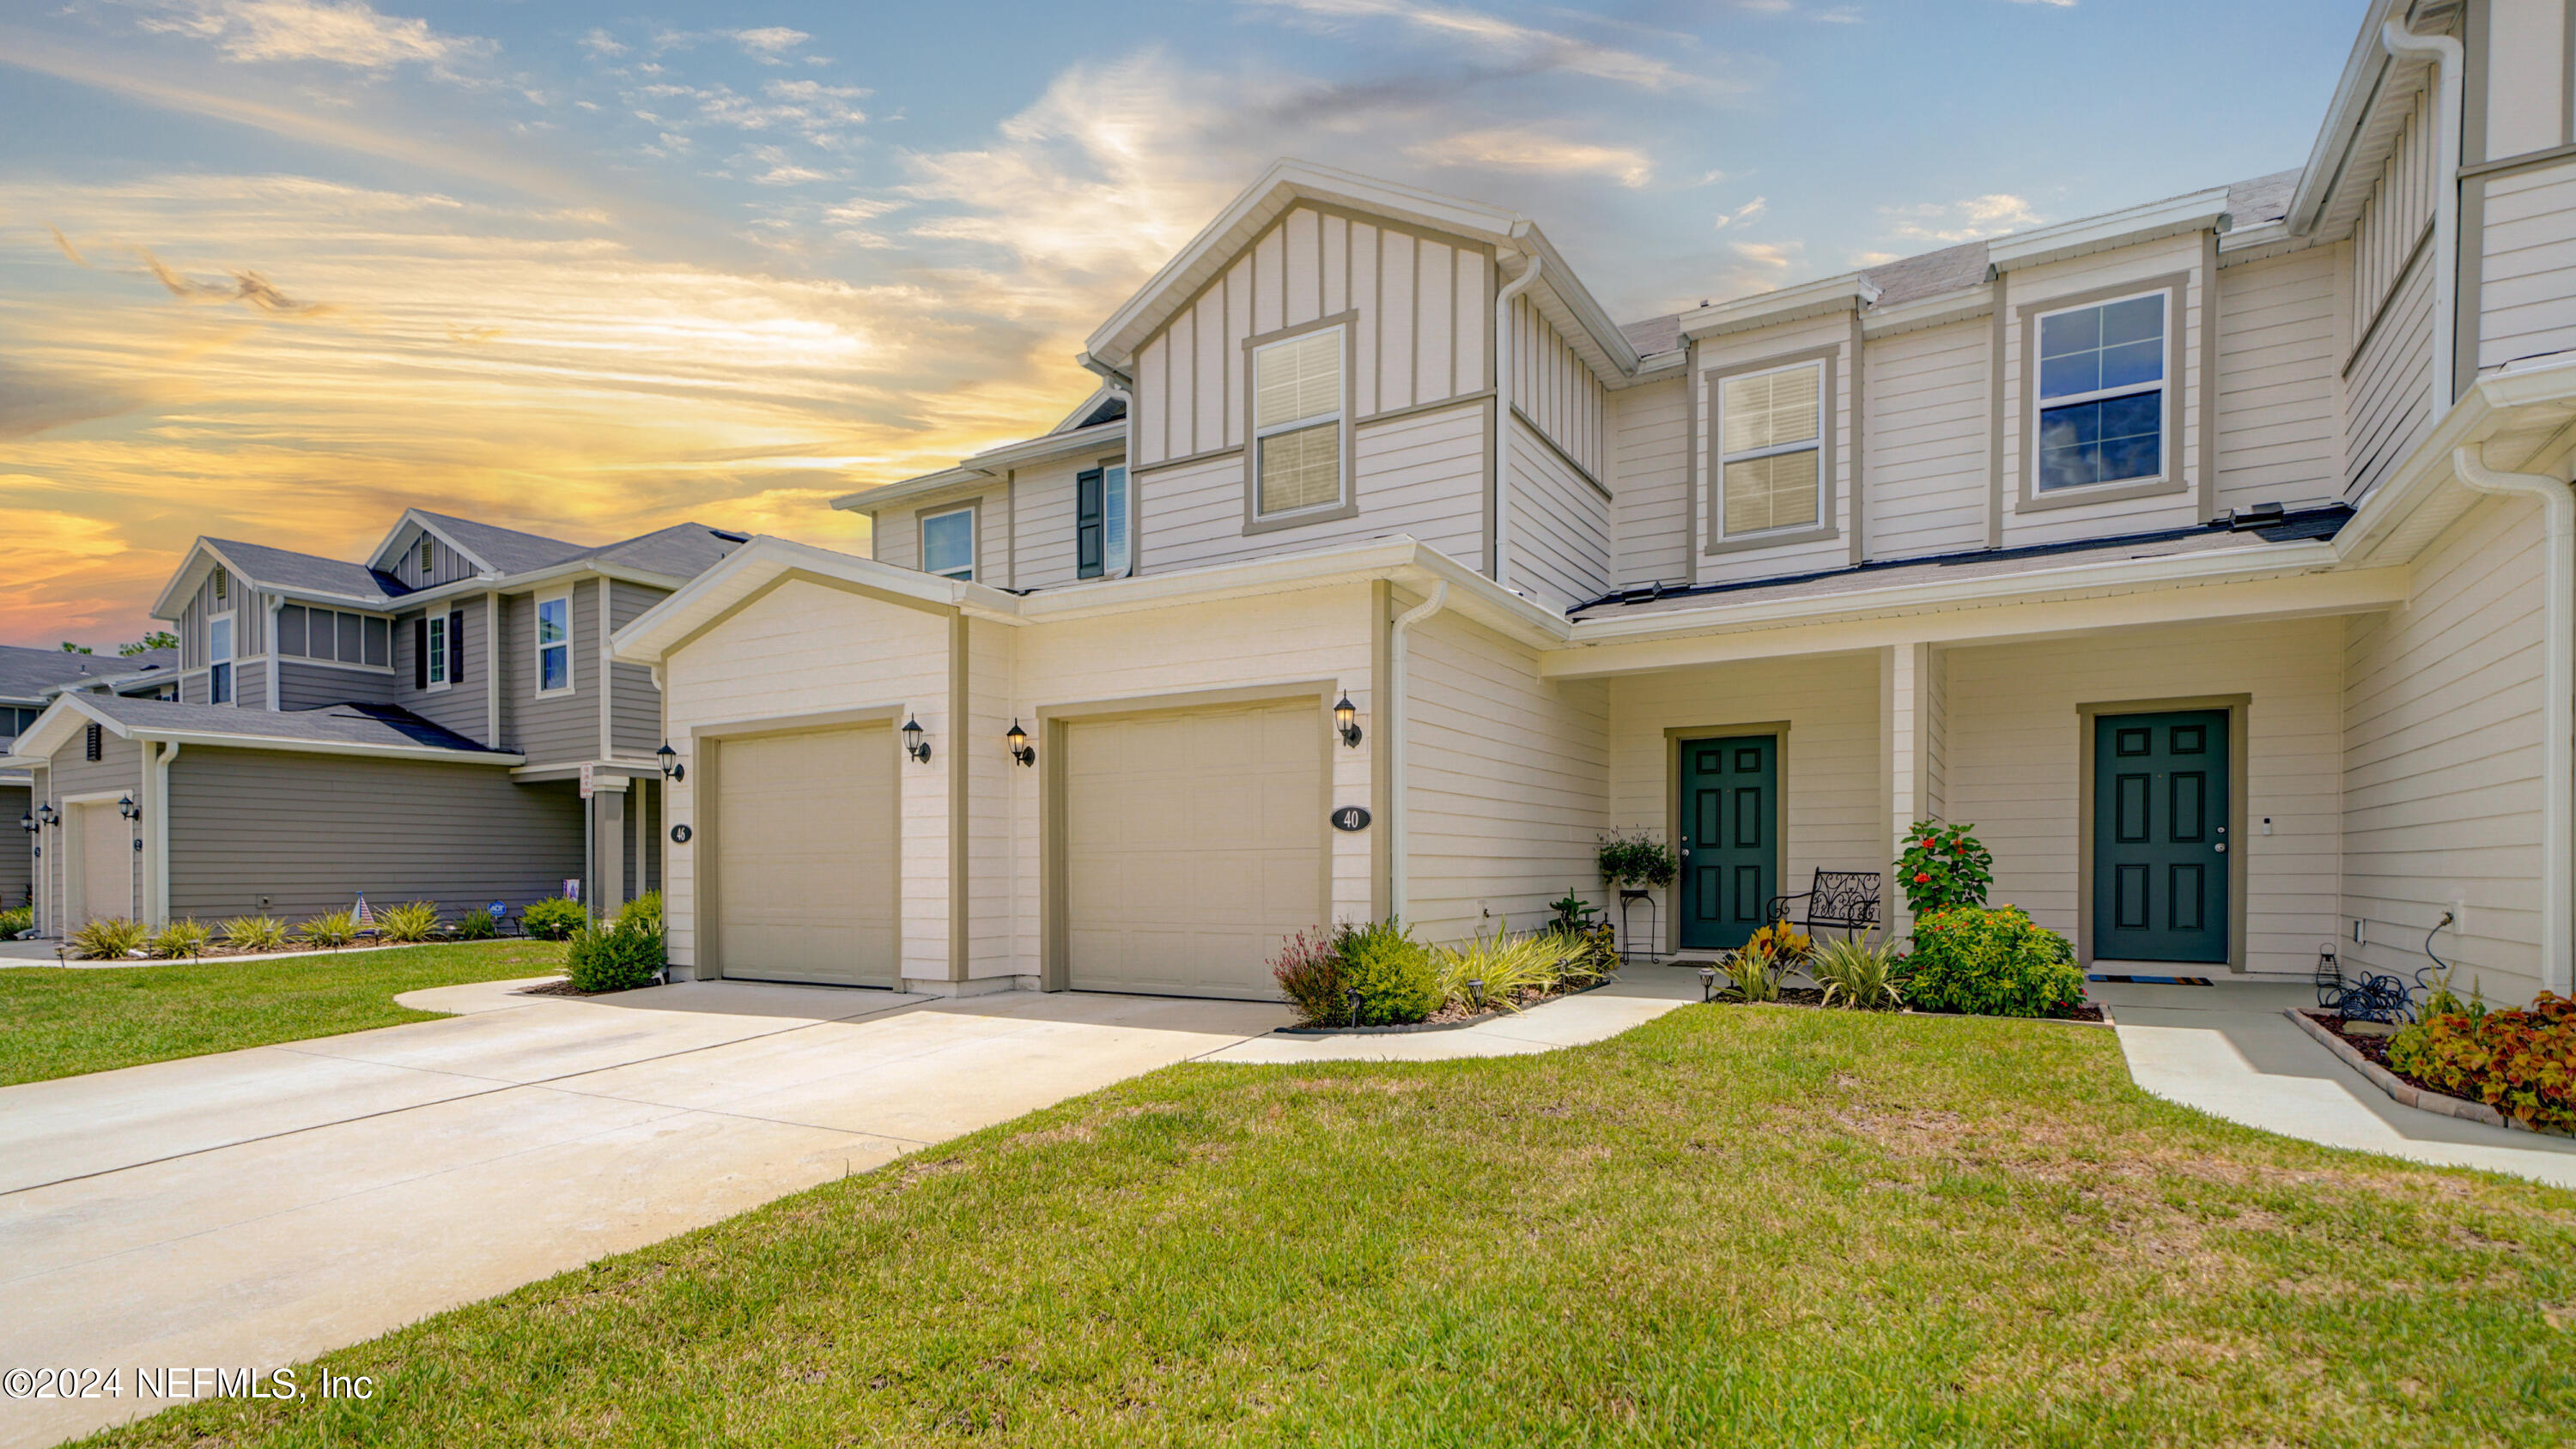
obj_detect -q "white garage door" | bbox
[715,724,896,987]
[1065,700,1324,999]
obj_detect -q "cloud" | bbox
[1710,195,1766,230]
[1405,128,1654,188]
[730,27,811,62]
[48,226,89,265]
[579,27,624,58]
[1881,193,2041,244]
[1241,0,1734,94]
[134,245,334,315]
[133,0,483,70]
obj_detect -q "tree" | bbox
[120,632,178,657]
[57,642,91,654]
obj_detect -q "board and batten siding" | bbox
[1861,316,1990,561]
[2343,86,2441,502]
[165,749,580,923]
[382,526,480,591]
[2214,246,2343,513]
[2477,161,2576,370]
[1942,615,2345,972]
[173,570,265,672]
[658,580,951,982]
[1607,375,1688,590]
[1508,295,1607,481]
[2342,494,2548,1002]
[1403,604,1607,947]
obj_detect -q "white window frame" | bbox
[1713,358,1828,543]
[208,612,235,706]
[1103,464,1131,577]
[1248,323,1350,524]
[424,610,450,690]
[2029,288,2171,495]
[920,505,977,581]
[534,591,574,696]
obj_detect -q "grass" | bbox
[78,1004,2576,1447]
[0,938,566,1087]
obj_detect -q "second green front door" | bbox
[1679,734,1778,952]
[2092,709,2230,964]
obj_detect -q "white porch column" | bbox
[595,786,626,917]
[1882,643,1944,940]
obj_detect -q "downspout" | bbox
[2382,20,2464,417]
[264,595,283,712]
[152,742,179,926]
[1384,579,1448,924]
[2453,446,2575,994]
[1492,246,1544,591]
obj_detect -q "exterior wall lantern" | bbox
[902,716,932,763]
[1334,693,1363,749]
[16,812,35,834]
[655,741,684,782]
[1006,720,1036,767]
[35,804,59,828]
[118,795,140,822]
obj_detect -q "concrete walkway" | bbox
[0,978,1283,1447]
[1200,969,1699,1064]
[2097,977,2576,1189]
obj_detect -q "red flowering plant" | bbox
[2387,992,2576,1131]
[1896,821,1995,917]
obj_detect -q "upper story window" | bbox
[2035,293,2166,492]
[425,612,448,688]
[208,614,235,706]
[922,506,975,581]
[1077,464,1130,579]
[1,706,39,737]
[536,592,573,694]
[418,537,435,577]
[1716,361,1825,537]
[1253,328,1345,517]
[276,605,390,668]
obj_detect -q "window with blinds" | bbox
[1716,362,1824,537]
[1253,329,1344,517]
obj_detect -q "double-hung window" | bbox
[2034,292,2166,492]
[425,613,447,688]
[536,592,572,694]
[208,614,235,705]
[1076,464,1130,579]
[1716,361,1825,537]
[1252,328,1344,518]
[922,506,975,581]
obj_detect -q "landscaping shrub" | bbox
[1897,820,1996,916]
[454,908,497,941]
[1809,933,1905,1009]
[295,911,358,949]
[1597,829,1679,890]
[221,915,290,953]
[1743,919,1813,965]
[1901,905,2084,1018]
[564,914,665,993]
[1271,928,1346,1027]
[1550,919,1619,987]
[615,890,663,933]
[1431,926,1563,1013]
[1721,939,1785,1003]
[70,916,149,960]
[2388,992,2576,1131]
[145,919,212,960]
[0,906,32,939]
[376,900,441,943]
[1333,918,1439,1025]
[522,896,589,942]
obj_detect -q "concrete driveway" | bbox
[0,978,1282,1447]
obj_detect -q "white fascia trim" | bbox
[611,536,1001,664]
[362,508,497,577]
[2216,219,2298,258]
[512,759,657,782]
[1562,540,2344,648]
[7,692,130,760]
[830,421,1132,515]
[1860,286,1995,338]
[2287,0,2413,235]
[2336,353,2576,567]
[125,729,526,766]
[394,561,685,611]
[147,539,246,621]
[1516,225,1643,381]
[1681,273,1881,341]
[1986,187,2235,272]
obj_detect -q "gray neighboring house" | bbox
[1,645,178,914]
[0,510,744,933]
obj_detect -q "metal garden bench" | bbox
[1766,870,1882,940]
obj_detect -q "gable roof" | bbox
[0,645,179,704]
[383,510,591,576]
[1,694,521,767]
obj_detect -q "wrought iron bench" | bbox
[1766,870,1881,940]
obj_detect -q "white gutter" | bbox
[265,595,283,712]
[2452,445,2575,995]
[2383,21,2463,418]
[1384,579,1448,925]
[125,731,526,766]
[1492,246,1543,591]
[150,742,179,925]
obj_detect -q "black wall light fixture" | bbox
[655,741,685,782]
[1334,693,1363,749]
[35,804,59,828]
[902,715,932,763]
[118,794,139,822]
[1006,720,1036,767]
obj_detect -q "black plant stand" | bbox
[1617,888,1659,964]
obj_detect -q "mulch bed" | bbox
[517,979,596,997]
[1278,977,1615,1035]
[2300,1009,2427,1083]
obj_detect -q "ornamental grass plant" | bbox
[70,916,149,961]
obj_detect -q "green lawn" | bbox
[80,1005,2576,1447]
[0,939,565,1086]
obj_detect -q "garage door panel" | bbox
[716,725,896,987]
[1065,700,1321,1001]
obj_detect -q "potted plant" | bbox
[1597,829,1679,894]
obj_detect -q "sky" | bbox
[1,0,2366,648]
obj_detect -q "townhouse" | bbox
[3,646,178,912]
[3,511,744,932]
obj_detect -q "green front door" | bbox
[2092,710,2230,964]
[1679,734,1778,952]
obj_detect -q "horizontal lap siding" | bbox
[1012,457,1088,591]
[1609,377,1686,589]
[2343,256,2433,501]
[1862,318,1989,560]
[660,583,950,979]
[167,750,580,924]
[0,784,27,910]
[38,729,148,930]
[1404,608,1607,948]
[1943,617,2343,971]
[2342,496,2546,1001]
[2479,161,2576,369]
[277,661,396,710]
[2215,247,2342,512]
[502,588,603,767]
[391,603,487,738]
[1605,654,1882,952]
[609,583,667,756]
[1507,418,1610,608]
[1695,314,1853,583]
[1143,401,1487,573]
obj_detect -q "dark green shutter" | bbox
[413,616,428,688]
[1076,468,1104,579]
[448,611,465,686]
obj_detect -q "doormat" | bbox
[2087,974,2215,985]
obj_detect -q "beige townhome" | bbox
[616,0,2576,1009]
